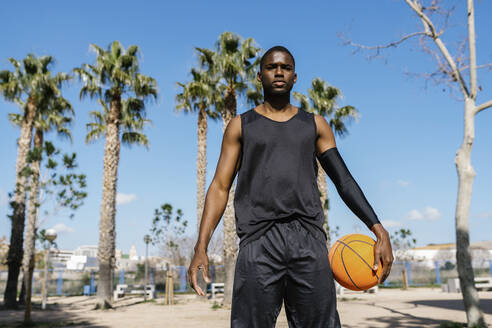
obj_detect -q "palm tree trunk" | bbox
[222,89,238,305]
[4,99,37,309]
[316,162,330,248]
[454,97,486,327]
[97,98,121,309]
[22,129,43,323]
[196,107,208,235]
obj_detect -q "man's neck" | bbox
[262,93,292,113]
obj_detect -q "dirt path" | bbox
[1,288,491,327]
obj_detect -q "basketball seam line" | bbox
[341,245,363,291]
[339,240,380,281]
[329,235,352,263]
[329,240,343,263]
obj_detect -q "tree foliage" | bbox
[176,68,221,121]
[0,54,71,108]
[9,141,88,225]
[74,41,158,147]
[390,228,417,262]
[195,32,262,112]
[293,78,359,137]
[150,203,188,262]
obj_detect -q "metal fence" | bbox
[382,260,492,287]
[1,260,490,296]
[0,265,226,296]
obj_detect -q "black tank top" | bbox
[234,107,326,247]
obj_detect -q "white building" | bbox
[50,249,74,267]
[407,241,492,268]
[74,245,98,258]
[64,245,100,271]
[66,255,98,271]
[115,255,170,271]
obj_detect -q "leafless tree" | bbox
[390,229,416,289]
[342,1,491,326]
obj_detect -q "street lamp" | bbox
[143,234,152,301]
[42,229,57,310]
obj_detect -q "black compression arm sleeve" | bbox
[317,147,380,229]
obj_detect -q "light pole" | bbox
[143,234,152,301]
[42,229,57,310]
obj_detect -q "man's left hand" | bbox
[370,223,394,284]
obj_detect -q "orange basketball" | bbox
[328,234,383,291]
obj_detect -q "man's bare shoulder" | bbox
[313,113,336,153]
[313,113,330,137]
[224,114,242,141]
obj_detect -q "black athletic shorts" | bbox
[231,217,341,328]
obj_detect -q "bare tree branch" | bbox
[340,2,473,99]
[341,1,492,115]
[475,99,492,114]
[405,69,463,100]
[459,62,492,72]
[467,0,477,99]
[341,31,428,59]
[404,0,470,98]
[418,34,452,77]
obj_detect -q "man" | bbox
[188,46,394,327]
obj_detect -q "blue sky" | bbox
[1,0,491,257]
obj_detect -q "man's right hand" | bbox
[187,248,211,296]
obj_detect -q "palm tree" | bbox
[0,54,70,308]
[293,78,359,247]
[176,68,221,235]
[196,32,261,304]
[9,94,73,322]
[74,41,157,308]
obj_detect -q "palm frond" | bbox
[8,58,21,70]
[111,41,123,61]
[126,45,139,57]
[195,47,216,71]
[121,131,149,148]
[85,118,106,143]
[134,73,158,100]
[125,97,145,114]
[293,92,311,112]
[301,77,358,137]
[8,113,22,126]
[0,70,22,103]
[76,41,158,149]
[89,44,105,59]
[2,54,70,119]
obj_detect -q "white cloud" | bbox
[51,223,74,234]
[476,211,492,219]
[406,206,441,221]
[423,206,441,220]
[406,209,424,220]
[396,179,410,187]
[381,220,402,228]
[116,193,137,205]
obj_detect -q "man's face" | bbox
[258,51,297,96]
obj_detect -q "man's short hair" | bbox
[260,46,295,71]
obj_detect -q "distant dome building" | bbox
[129,245,138,261]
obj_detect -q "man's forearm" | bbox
[194,181,230,252]
[317,147,380,229]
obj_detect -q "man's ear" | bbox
[293,72,297,84]
[256,71,262,83]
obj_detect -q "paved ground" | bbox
[0,288,491,327]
